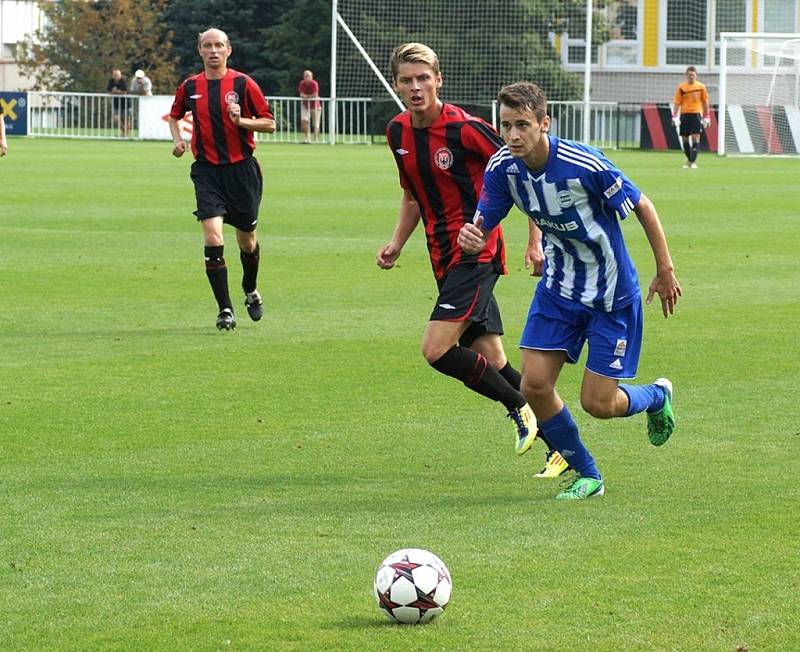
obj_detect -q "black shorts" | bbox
[190,157,263,232]
[679,113,702,137]
[430,263,504,347]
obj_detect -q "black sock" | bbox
[204,245,232,312]
[240,243,260,294]
[683,141,691,161]
[431,346,525,411]
[690,142,699,162]
[498,362,522,391]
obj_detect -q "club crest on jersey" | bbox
[557,190,574,208]
[224,91,239,105]
[434,147,454,170]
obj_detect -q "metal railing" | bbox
[26,91,373,144]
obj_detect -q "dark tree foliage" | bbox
[16,0,177,93]
[261,0,331,97]
[163,0,294,90]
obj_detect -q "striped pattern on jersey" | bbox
[479,137,642,312]
[170,69,272,165]
[386,104,506,280]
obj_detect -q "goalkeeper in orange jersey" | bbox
[671,65,710,169]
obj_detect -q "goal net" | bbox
[333,0,593,133]
[719,32,800,155]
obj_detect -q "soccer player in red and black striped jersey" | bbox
[169,28,275,330]
[377,43,556,465]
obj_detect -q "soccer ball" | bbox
[373,548,452,624]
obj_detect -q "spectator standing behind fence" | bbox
[298,70,321,143]
[107,68,129,136]
[0,115,7,156]
[130,69,153,96]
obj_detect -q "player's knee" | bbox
[423,342,449,365]
[580,395,615,419]
[520,375,552,402]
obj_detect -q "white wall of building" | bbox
[0,0,47,91]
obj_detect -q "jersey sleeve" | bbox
[245,77,273,120]
[475,164,514,230]
[701,84,709,104]
[461,119,503,161]
[169,82,187,119]
[586,166,642,221]
[672,85,682,107]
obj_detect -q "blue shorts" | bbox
[520,288,643,379]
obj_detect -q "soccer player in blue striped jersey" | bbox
[458,83,682,500]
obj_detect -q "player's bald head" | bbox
[198,28,230,48]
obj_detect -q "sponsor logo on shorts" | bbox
[434,147,454,170]
[613,339,627,357]
[609,359,623,370]
[224,91,239,105]
[438,303,456,310]
[603,176,623,199]
[557,190,574,208]
[561,449,575,457]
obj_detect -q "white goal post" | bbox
[719,32,800,156]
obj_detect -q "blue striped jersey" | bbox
[476,135,642,312]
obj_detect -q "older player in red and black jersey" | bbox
[377,43,563,474]
[169,28,275,330]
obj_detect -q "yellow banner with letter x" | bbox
[1,92,28,135]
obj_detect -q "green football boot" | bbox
[647,378,674,446]
[555,476,605,500]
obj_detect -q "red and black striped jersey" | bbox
[170,68,272,165]
[386,104,507,280]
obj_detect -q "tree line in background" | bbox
[16,0,330,96]
[16,0,606,102]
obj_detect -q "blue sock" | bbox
[619,383,665,416]
[539,405,601,480]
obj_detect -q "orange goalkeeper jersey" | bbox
[673,81,709,114]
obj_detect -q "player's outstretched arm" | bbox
[377,189,421,269]
[0,118,7,157]
[634,193,682,318]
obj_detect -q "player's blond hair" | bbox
[390,43,440,80]
[497,82,548,122]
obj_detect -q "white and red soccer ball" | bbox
[373,548,452,624]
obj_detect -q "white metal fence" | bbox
[26,91,373,144]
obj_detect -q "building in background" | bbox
[0,0,47,91]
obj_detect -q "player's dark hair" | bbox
[686,65,697,73]
[497,83,547,122]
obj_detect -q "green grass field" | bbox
[1,139,798,651]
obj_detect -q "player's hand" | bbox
[646,270,682,318]
[524,242,544,276]
[701,116,710,129]
[227,102,241,124]
[172,140,187,157]
[376,242,401,269]
[458,216,486,254]
[672,115,680,128]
